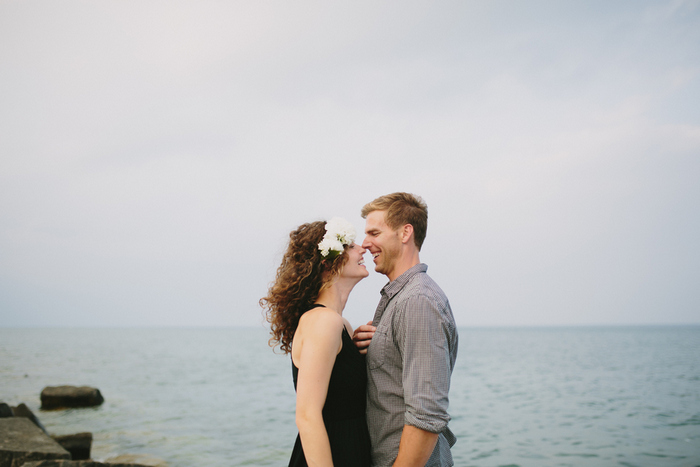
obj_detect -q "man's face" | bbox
[362,210,402,279]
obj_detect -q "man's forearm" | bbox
[392,424,439,467]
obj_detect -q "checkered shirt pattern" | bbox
[366,263,459,467]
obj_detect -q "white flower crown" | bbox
[318,217,356,258]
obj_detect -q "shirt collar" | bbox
[381,263,428,300]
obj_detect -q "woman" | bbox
[260,218,372,467]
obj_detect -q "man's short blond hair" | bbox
[361,192,428,250]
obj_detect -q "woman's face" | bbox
[341,243,369,280]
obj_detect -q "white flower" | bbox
[318,217,356,258]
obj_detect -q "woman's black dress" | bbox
[288,309,372,467]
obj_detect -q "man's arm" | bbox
[392,425,439,467]
[395,294,453,464]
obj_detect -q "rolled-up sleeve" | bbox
[394,293,453,433]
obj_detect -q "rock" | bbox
[12,404,48,434]
[0,417,70,467]
[51,433,92,461]
[40,387,104,410]
[20,462,157,467]
[104,455,167,467]
[0,403,13,418]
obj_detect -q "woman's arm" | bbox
[294,309,343,467]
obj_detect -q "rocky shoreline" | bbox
[1,387,166,467]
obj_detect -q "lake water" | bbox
[1,326,699,466]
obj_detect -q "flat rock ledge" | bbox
[20,462,157,467]
[13,404,48,434]
[1,397,164,467]
[0,417,70,467]
[40,387,104,410]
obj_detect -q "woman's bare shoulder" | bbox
[294,307,344,363]
[298,306,344,332]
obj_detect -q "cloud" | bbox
[1,1,699,327]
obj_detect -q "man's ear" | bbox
[400,224,414,245]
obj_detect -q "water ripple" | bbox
[2,325,699,466]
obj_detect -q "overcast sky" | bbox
[1,1,699,328]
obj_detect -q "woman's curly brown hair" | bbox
[260,221,350,354]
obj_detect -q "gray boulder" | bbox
[0,403,13,418]
[40,387,104,410]
[103,455,166,466]
[51,433,92,461]
[0,417,70,467]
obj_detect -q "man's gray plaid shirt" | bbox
[366,263,459,466]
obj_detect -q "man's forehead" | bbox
[364,210,388,230]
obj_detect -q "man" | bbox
[353,192,458,467]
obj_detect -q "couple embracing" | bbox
[261,193,459,467]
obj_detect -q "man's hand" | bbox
[392,425,439,467]
[352,321,376,355]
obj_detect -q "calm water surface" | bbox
[1,326,699,466]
